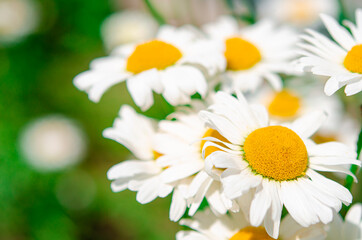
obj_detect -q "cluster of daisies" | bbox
[74,8,362,240]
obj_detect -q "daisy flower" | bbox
[199,91,360,238]
[103,105,173,204]
[202,16,298,93]
[297,9,362,96]
[257,0,338,29]
[153,106,238,220]
[176,208,326,240]
[100,10,158,51]
[325,203,362,240]
[74,25,225,111]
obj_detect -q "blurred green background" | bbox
[1,0,361,239]
[0,0,180,239]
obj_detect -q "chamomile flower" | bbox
[297,9,362,96]
[74,25,225,111]
[154,107,237,220]
[199,91,360,238]
[176,208,326,240]
[257,0,339,29]
[100,11,158,51]
[325,203,362,240]
[202,16,298,93]
[103,105,173,204]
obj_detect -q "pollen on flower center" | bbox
[268,90,301,118]
[225,37,262,71]
[201,128,229,159]
[343,44,362,74]
[243,126,308,181]
[230,226,277,240]
[126,40,182,74]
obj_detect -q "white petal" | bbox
[170,187,188,222]
[291,111,327,139]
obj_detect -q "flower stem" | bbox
[341,127,361,217]
[143,0,166,25]
[337,0,349,23]
[225,0,256,24]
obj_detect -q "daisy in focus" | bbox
[103,105,174,204]
[74,25,225,111]
[325,203,362,240]
[202,16,297,93]
[154,105,238,220]
[257,0,339,29]
[177,208,326,240]
[297,9,362,96]
[199,91,360,238]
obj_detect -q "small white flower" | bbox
[177,208,326,240]
[199,91,360,238]
[74,25,225,111]
[257,0,339,29]
[19,115,86,172]
[202,16,298,93]
[154,107,238,221]
[103,105,173,204]
[297,9,362,96]
[100,10,158,51]
[0,0,39,44]
[325,204,362,240]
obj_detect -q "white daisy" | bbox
[103,105,173,204]
[153,106,238,220]
[297,9,362,96]
[325,204,362,240]
[74,25,225,111]
[177,208,326,240]
[19,115,86,172]
[199,91,361,238]
[100,10,158,51]
[257,0,339,29]
[202,16,298,93]
[0,0,39,44]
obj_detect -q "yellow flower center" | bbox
[153,150,163,160]
[312,133,338,144]
[243,126,308,181]
[201,128,229,159]
[343,44,362,74]
[268,90,301,118]
[126,40,183,74]
[230,226,277,240]
[225,37,262,71]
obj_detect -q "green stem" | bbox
[337,0,349,23]
[225,0,256,24]
[341,127,362,217]
[143,0,166,25]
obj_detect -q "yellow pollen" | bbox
[230,226,277,240]
[343,44,362,74]
[126,40,182,74]
[268,90,301,118]
[153,150,163,160]
[225,37,262,71]
[243,126,308,181]
[312,133,338,144]
[201,128,229,159]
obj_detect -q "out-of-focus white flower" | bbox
[101,11,158,51]
[74,25,225,111]
[154,108,238,221]
[325,203,362,240]
[177,208,327,240]
[249,78,360,149]
[104,105,173,204]
[0,0,39,44]
[199,91,360,238]
[257,0,339,29]
[202,16,298,93]
[296,9,362,96]
[19,115,86,172]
